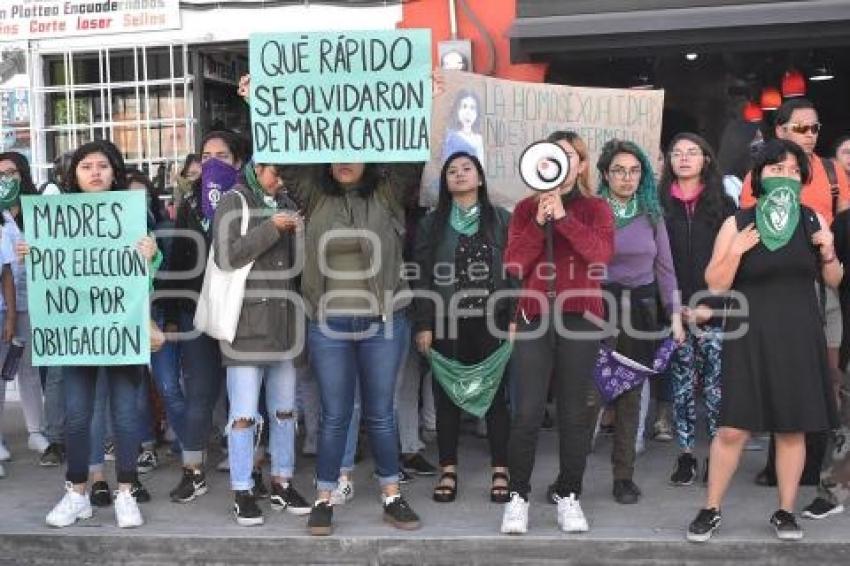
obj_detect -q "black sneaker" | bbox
[612,479,641,504]
[801,497,845,520]
[308,500,333,536]
[169,468,208,503]
[669,453,698,486]
[137,448,158,474]
[770,509,803,540]
[382,494,421,530]
[252,469,269,499]
[90,480,112,507]
[270,482,311,515]
[131,479,151,504]
[233,490,264,526]
[401,453,437,477]
[546,481,558,505]
[687,508,721,542]
[39,443,65,467]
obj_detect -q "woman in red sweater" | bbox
[501,131,614,535]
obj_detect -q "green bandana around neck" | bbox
[755,177,802,251]
[0,177,21,210]
[603,189,640,228]
[244,164,278,210]
[450,201,480,236]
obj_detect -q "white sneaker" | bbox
[28,432,50,454]
[501,492,529,534]
[556,493,589,533]
[46,482,93,527]
[0,441,11,461]
[330,477,354,506]
[114,489,144,528]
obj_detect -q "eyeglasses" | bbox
[784,122,821,135]
[608,167,642,180]
[669,148,703,160]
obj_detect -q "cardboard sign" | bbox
[22,192,151,366]
[249,29,432,164]
[421,71,665,208]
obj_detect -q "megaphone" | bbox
[518,141,571,192]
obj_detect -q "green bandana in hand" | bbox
[0,177,20,210]
[756,177,802,251]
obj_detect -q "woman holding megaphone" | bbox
[501,131,614,535]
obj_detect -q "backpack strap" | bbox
[821,156,840,218]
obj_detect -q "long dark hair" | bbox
[67,140,127,192]
[750,139,812,198]
[180,153,201,178]
[659,132,728,223]
[127,169,163,225]
[0,150,38,230]
[430,152,496,255]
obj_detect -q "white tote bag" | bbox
[193,191,254,342]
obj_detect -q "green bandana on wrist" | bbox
[0,177,21,210]
[756,177,802,251]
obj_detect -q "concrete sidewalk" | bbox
[1,404,848,564]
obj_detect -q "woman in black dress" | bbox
[686,139,842,542]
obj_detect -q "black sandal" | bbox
[490,471,510,503]
[433,471,458,503]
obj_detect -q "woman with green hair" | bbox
[596,139,685,505]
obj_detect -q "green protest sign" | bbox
[21,191,151,366]
[249,29,432,163]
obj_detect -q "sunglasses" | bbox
[785,122,821,135]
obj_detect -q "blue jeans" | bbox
[42,366,65,445]
[178,310,225,467]
[226,361,297,491]
[309,313,409,492]
[64,365,144,485]
[138,310,187,451]
[88,372,113,473]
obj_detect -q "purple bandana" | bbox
[593,338,678,403]
[200,158,238,221]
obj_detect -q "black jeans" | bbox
[432,317,509,468]
[507,313,599,498]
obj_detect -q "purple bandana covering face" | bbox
[200,158,238,221]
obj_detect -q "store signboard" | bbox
[0,0,181,42]
[249,29,432,164]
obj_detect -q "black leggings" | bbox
[431,317,510,468]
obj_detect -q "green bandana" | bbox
[0,177,21,210]
[428,340,513,418]
[450,201,480,236]
[756,177,802,251]
[244,164,278,210]
[603,192,640,228]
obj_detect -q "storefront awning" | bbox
[509,0,850,62]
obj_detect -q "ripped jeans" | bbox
[226,361,296,492]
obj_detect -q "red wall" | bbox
[399,0,546,82]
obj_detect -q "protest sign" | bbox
[21,191,151,366]
[421,71,665,208]
[249,29,432,163]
